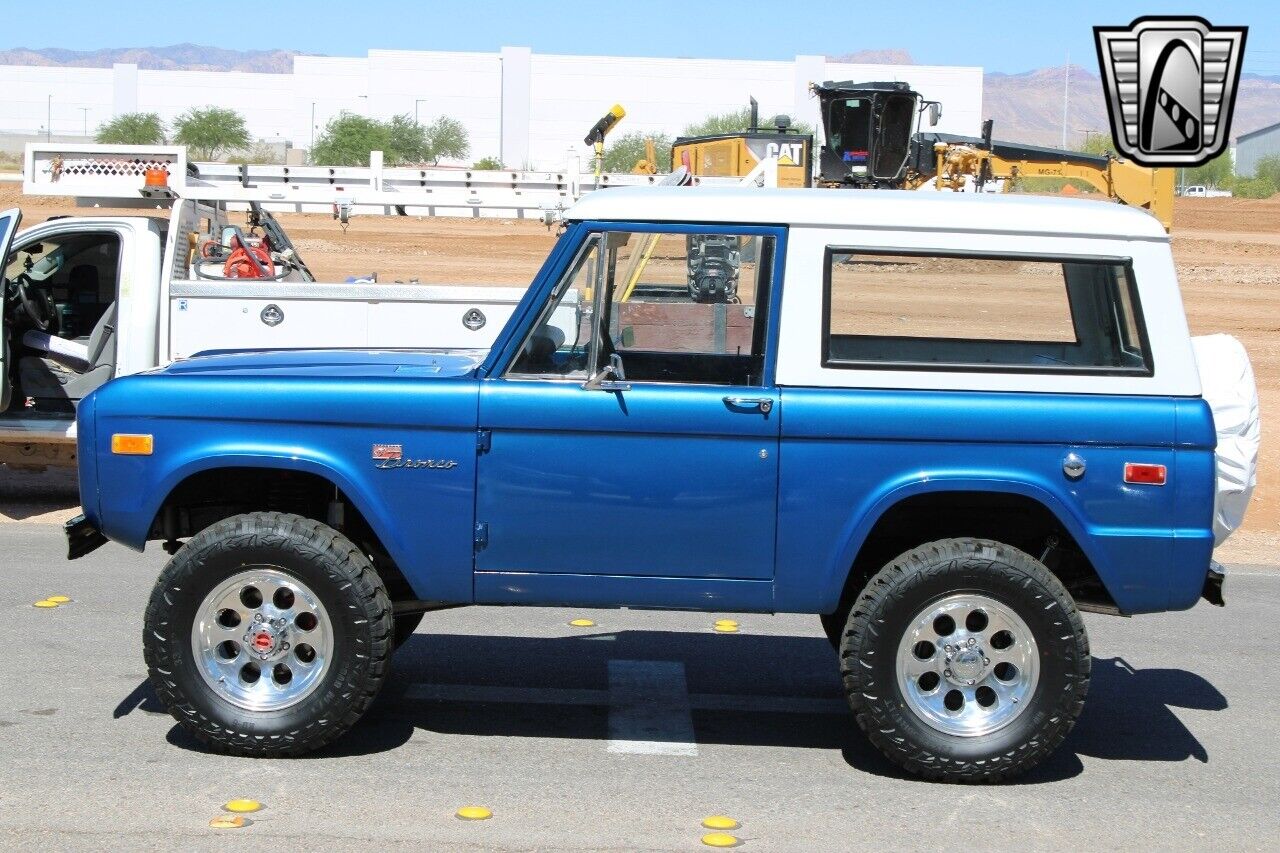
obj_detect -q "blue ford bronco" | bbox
[66,187,1256,782]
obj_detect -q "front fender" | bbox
[100,441,413,575]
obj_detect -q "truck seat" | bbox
[19,303,117,403]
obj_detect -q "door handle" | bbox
[723,396,773,414]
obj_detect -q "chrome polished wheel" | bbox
[191,568,333,712]
[895,593,1039,737]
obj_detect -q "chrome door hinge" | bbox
[473,521,489,552]
[476,428,492,455]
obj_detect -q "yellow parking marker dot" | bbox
[713,621,739,633]
[33,600,60,608]
[714,619,738,628]
[209,815,247,829]
[456,806,493,821]
[701,831,741,847]
[569,619,595,627]
[223,799,262,813]
[46,596,71,604]
[702,816,740,830]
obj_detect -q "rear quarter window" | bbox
[822,249,1152,375]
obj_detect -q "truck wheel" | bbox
[838,538,1090,783]
[393,612,424,649]
[143,512,393,757]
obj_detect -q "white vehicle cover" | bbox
[1192,334,1261,544]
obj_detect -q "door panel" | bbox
[476,380,780,582]
[0,208,24,412]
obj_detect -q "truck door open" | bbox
[0,207,23,412]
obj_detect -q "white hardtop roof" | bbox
[566,186,1169,241]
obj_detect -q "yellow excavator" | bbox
[671,82,1175,230]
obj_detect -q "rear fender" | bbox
[818,473,1106,610]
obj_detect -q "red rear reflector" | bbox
[1124,463,1167,485]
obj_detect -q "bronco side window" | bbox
[822,249,1151,375]
[509,229,775,387]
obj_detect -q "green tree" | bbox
[1250,153,1280,186]
[683,107,812,138]
[423,116,469,163]
[1186,152,1233,188]
[602,131,673,173]
[472,156,504,170]
[385,113,429,164]
[95,112,166,145]
[173,106,250,161]
[1229,176,1277,199]
[310,114,392,166]
[1076,133,1116,157]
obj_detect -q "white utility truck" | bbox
[1,144,611,468]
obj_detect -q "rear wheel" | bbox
[143,512,393,756]
[838,537,1090,782]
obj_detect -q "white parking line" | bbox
[606,660,698,756]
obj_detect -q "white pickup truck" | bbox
[1181,185,1233,198]
[0,148,576,469]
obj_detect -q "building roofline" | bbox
[1235,120,1280,144]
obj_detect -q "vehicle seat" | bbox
[19,302,117,403]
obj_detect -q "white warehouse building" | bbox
[1,48,983,169]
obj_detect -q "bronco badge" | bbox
[372,443,458,470]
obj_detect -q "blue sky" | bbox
[9,1,1278,75]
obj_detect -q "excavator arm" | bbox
[913,132,1175,231]
[994,155,1175,230]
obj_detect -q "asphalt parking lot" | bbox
[1,522,1276,851]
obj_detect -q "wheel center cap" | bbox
[251,631,275,653]
[950,649,984,682]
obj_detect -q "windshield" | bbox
[5,239,64,283]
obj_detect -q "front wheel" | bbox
[838,538,1090,783]
[143,512,393,756]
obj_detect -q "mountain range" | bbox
[0,43,296,73]
[4,44,1278,147]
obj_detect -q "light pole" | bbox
[46,94,52,141]
[310,101,316,156]
[1060,51,1070,149]
[79,107,90,138]
[415,99,428,125]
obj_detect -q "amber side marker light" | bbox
[1124,463,1167,485]
[111,434,154,455]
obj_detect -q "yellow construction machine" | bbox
[671,97,813,188]
[911,120,1174,230]
[671,82,1175,230]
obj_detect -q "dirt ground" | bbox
[0,186,1275,562]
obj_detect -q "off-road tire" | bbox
[838,537,1090,783]
[143,512,393,757]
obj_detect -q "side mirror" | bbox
[928,103,942,127]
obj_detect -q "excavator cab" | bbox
[814,81,924,187]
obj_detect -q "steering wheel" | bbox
[13,272,55,332]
